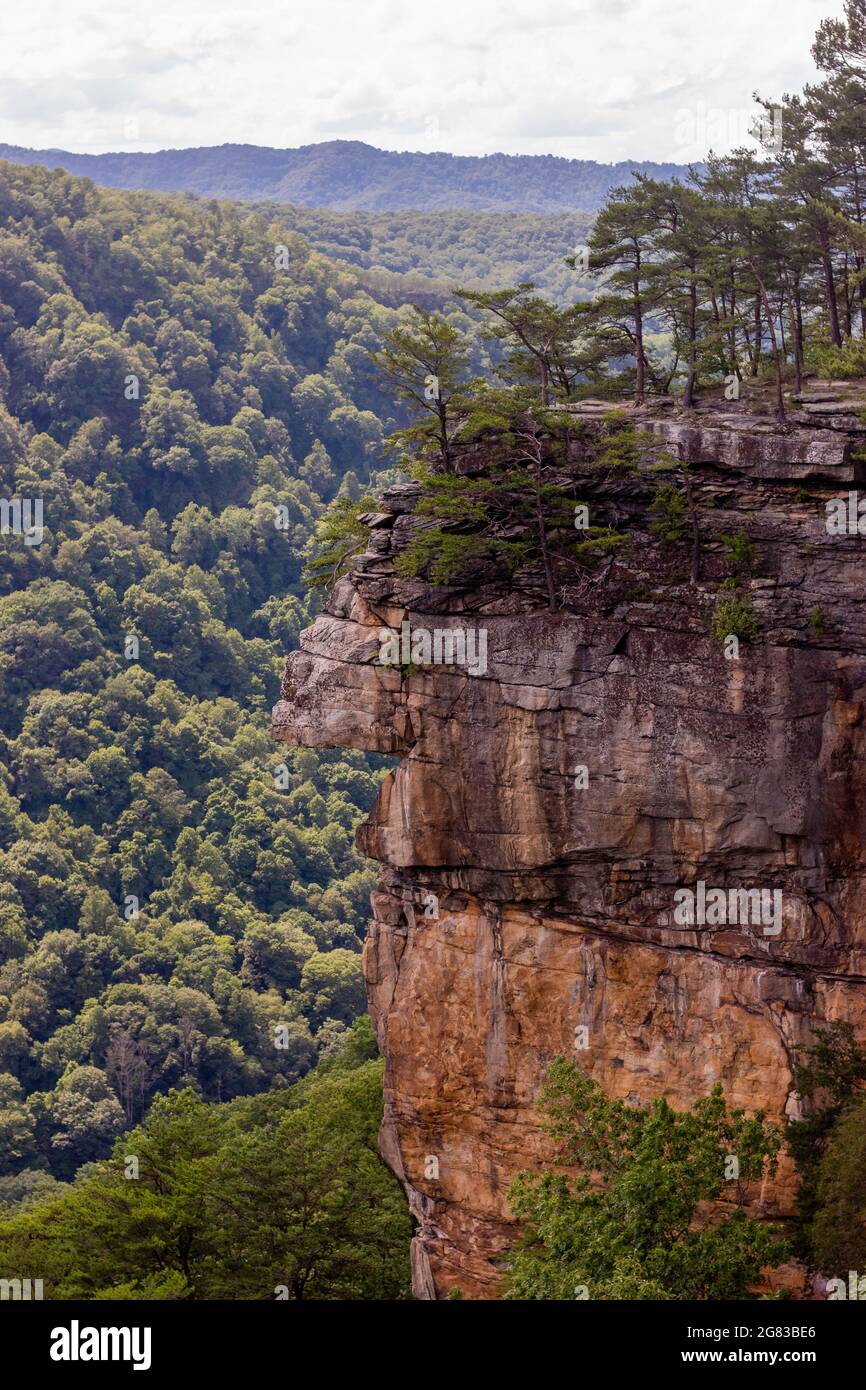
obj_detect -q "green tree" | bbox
[303,493,375,592]
[581,179,663,403]
[396,393,620,607]
[505,1060,787,1300]
[787,1022,866,1264]
[208,1059,410,1298]
[0,1030,410,1300]
[370,306,470,470]
[455,284,584,406]
[810,1096,866,1275]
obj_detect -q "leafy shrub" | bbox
[650,482,688,543]
[711,582,760,643]
[721,528,757,577]
[504,1060,787,1300]
[806,333,866,380]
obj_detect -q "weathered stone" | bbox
[272,409,866,1299]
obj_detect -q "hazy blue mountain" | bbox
[0,139,694,212]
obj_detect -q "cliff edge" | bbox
[273,394,866,1298]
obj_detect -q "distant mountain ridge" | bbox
[0,139,694,213]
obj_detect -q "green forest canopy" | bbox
[0,158,432,1191]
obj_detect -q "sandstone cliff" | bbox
[273,394,866,1299]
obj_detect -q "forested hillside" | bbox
[265,205,595,304]
[0,158,436,1205]
[0,139,692,212]
[0,1016,412,1299]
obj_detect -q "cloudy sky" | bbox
[1,0,837,163]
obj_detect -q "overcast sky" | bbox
[0,0,837,163]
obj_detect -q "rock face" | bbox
[272,400,866,1299]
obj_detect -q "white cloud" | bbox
[0,0,836,162]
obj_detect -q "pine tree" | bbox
[370,306,470,471]
[581,178,663,404]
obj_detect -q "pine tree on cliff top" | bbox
[576,177,663,405]
[395,388,623,607]
[454,284,591,406]
[370,305,471,472]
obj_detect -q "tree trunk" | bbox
[843,252,853,337]
[790,296,802,395]
[539,356,550,409]
[819,227,843,346]
[533,459,557,609]
[633,246,645,405]
[522,423,557,609]
[683,266,698,409]
[853,174,866,338]
[754,269,786,423]
[751,294,761,376]
[795,283,804,361]
[709,291,727,376]
[438,401,452,473]
[728,272,739,371]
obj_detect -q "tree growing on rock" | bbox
[396,390,622,607]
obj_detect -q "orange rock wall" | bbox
[273,411,866,1297]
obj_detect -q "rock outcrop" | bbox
[273,395,866,1298]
